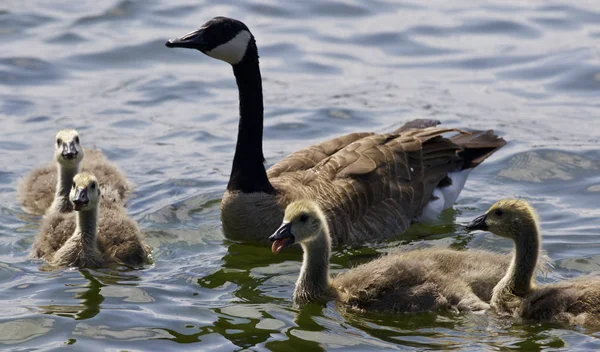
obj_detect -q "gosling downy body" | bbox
[19,129,131,215]
[32,173,149,268]
[268,200,543,313]
[166,17,506,246]
[468,199,600,328]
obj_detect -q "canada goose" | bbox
[32,173,149,268]
[18,129,130,215]
[468,199,600,327]
[268,200,548,313]
[166,17,506,245]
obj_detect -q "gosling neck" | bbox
[50,162,79,213]
[294,225,332,304]
[75,206,99,255]
[501,222,541,297]
[227,38,276,195]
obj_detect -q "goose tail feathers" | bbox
[451,129,506,169]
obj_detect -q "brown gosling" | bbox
[18,129,131,215]
[268,200,542,313]
[32,173,150,268]
[468,199,600,328]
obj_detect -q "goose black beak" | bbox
[72,187,89,211]
[165,28,207,50]
[269,222,295,253]
[467,213,488,231]
[61,141,78,160]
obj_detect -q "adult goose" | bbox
[19,129,131,215]
[468,199,600,328]
[166,17,506,245]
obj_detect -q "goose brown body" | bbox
[32,173,149,268]
[19,131,131,215]
[468,199,600,328]
[223,124,505,245]
[166,17,507,246]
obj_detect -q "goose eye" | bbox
[494,209,503,217]
[299,214,309,223]
[57,138,62,147]
[74,136,80,144]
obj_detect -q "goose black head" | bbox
[166,17,253,65]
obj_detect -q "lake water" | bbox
[1,0,600,350]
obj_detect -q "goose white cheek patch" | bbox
[206,30,252,65]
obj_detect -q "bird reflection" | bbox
[38,269,105,320]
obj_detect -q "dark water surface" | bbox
[1,0,600,350]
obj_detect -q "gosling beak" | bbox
[269,222,295,253]
[61,141,78,160]
[467,213,488,231]
[71,187,89,211]
[165,28,207,50]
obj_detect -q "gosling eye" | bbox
[57,138,62,147]
[494,209,503,217]
[299,214,309,223]
[90,182,96,190]
[74,136,80,144]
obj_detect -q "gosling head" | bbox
[467,199,539,240]
[54,129,84,167]
[166,16,253,65]
[70,173,101,212]
[269,200,327,253]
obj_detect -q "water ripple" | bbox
[2,0,600,350]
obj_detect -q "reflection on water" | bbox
[1,0,600,350]
[38,270,105,320]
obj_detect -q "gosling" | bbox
[19,129,130,215]
[269,200,546,313]
[468,199,600,328]
[32,172,150,268]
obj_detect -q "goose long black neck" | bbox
[227,38,276,194]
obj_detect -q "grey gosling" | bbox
[32,173,149,268]
[166,16,506,246]
[268,200,546,313]
[19,129,130,215]
[468,199,600,328]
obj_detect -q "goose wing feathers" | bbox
[32,212,76,260]
[267,132,374,177]
[267,119,442,177]
[19,164,56,215]
[519,276,600,326]
[270,125,503,244]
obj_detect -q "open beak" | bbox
[61,141,78,160]
[466,213,488,231]
[269,222,295,253]
[165,28,207,50]
[71,187,89,211]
